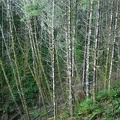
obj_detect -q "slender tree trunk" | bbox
[7,0,30,119]
[82,10,89,92]
[108,0,118,91]
[0,26,23,120]
[118,39,120,81]
[104,1,113,90]
[85,0,93,98]
[67,0,73,119]
[93,0,100,103]
[51,0,56,119]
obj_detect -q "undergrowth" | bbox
[74,88,120,120]
[55,86,120,120]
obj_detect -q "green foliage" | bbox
[24,4,39,11]
[74,88,120,120]
[111,81,120,89]
[23,2,46,19]
[75,44,84,66]
[28,10,40,18]
[76,97,102,120]
[80,0,90,11]
[24,4,40,18]
[31,109,48,119]
[77,98,93,115]
[23,76,39,105]
[11,75,39,106]
[96,90,108,101]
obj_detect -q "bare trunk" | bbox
[51,0,56,119]
[93,0,100,103]
[108,0,118,91]
[104,1,113,90]
[85,0,93,98]
[67,0,73,118]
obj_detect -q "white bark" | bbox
[82,10,89,91]
[67,0,73,118]
[93,0,100,103]
[108,0,118,91]
[51,0,55,119]
[86,0,93,98]
[103,0,113,90]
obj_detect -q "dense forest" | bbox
[0,0,120,120]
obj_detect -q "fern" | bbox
[96,90,108,101]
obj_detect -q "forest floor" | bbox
[52,81,120,120]
[1,81,120,120]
